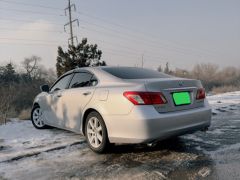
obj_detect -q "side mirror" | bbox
[40,84,50,93]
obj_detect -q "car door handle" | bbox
[57,94,62,98]
[83,91,91,96]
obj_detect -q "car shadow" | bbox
[107,137,194,154]
[86,136,216,179]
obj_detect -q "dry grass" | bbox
[18,108,31,120]
[212,85,240,94]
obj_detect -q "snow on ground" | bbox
[207,91,240,115]
[0,91,240,180]
[0,120,84,162]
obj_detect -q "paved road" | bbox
[0,103,240,180]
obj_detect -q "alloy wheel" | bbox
[32,107,45,128]
[87,117,103,148]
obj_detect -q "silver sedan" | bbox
[31,67,211,153]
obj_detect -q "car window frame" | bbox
[68,71,98,89]
[50,73,74,93]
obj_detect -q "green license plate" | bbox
[172,92,191,106]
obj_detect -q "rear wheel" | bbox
[31,105,47,129]
[85,111,109,153]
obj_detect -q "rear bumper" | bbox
[104,101,211,144]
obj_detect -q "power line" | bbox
[0,0,63,11]
[0,23,210,60]
[0,34,207,65]
[0,37,65,44]
[0,0,227,61]
[0,7,63,17]
[80,27,206,59]
[77,11,224,58]
[77,19,217,58]
[0,0,221,58]
[0,41,162,65]
[1,16,203,58]
[0,27,63,33]
[0,37,168,65]
[0,0,211,56]
[0,18,63,26]
[0,42,66,47]
[0,37,159,63]
[83,36,167,61]
[0,0,225,58]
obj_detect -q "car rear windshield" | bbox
[102,67,171,79]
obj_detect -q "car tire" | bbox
[85,111,109,153]
[31,105,47,129]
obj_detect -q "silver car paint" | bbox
[33,67,211,143]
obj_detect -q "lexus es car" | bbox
[31,67,211,153]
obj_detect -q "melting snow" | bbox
[207,91,240,114]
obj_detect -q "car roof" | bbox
[73,66,144,72]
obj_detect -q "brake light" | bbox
[123,91,167,105]
[196,88,206,100]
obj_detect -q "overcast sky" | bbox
[0,0,239,70]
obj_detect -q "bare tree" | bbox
[157,65,162,72]
[191,63,219,81]
[36,66,57,83]
[173,68,191,78]
[22,56,41,79]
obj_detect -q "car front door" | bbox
[43,73,73,127]
[58,72,97,132]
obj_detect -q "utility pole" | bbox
[68,0,73,46]
[64,0,79,46]
[141,54,144,68]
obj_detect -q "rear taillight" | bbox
[196,88,206,100]
[123,91,167,105]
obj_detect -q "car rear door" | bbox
[58,71,97,132]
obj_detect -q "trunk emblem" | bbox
[179,82,184,87]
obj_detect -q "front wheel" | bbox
[31,105,47,129]
[85,111,109,153]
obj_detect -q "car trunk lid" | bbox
[127,78,205,113]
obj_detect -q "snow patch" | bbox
[207,91,240,114]
[0,120,84,162]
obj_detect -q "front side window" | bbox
[50,74,72,92]
[69,73,94,88]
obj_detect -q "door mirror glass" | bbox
[40,84,50,93]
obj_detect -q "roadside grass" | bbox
[211,85,240,94]
[18,108,31,120]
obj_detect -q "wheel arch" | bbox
[33,102,40,108]
[81,108,107,136]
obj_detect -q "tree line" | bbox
[0,56,56,124]
[0,38,105,123]
[158,62,240,93]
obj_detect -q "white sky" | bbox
[0,0,239,71]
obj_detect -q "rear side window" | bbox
[69,73,94,88]
[102,67,171,79]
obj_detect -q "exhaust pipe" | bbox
[201,127,209,132]
[147,142,157,147]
